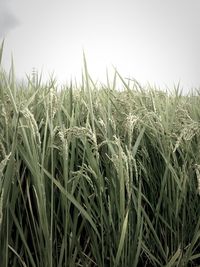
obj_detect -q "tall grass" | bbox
[0,43,200,266]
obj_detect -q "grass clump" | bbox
[0,45,200,266]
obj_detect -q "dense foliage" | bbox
[1,45,200,266]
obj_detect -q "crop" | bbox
[0,42,200,266]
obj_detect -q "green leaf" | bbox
[42,166,100,240]
[114,211,129,267]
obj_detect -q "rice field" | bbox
[1,43,200,266]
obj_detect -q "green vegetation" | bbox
[0,43,200,266]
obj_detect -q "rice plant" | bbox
[0,42,200,266]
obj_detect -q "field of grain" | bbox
[0,43,200,266]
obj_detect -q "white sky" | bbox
[1,0,200,91]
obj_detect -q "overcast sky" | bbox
[1,0,200,91]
